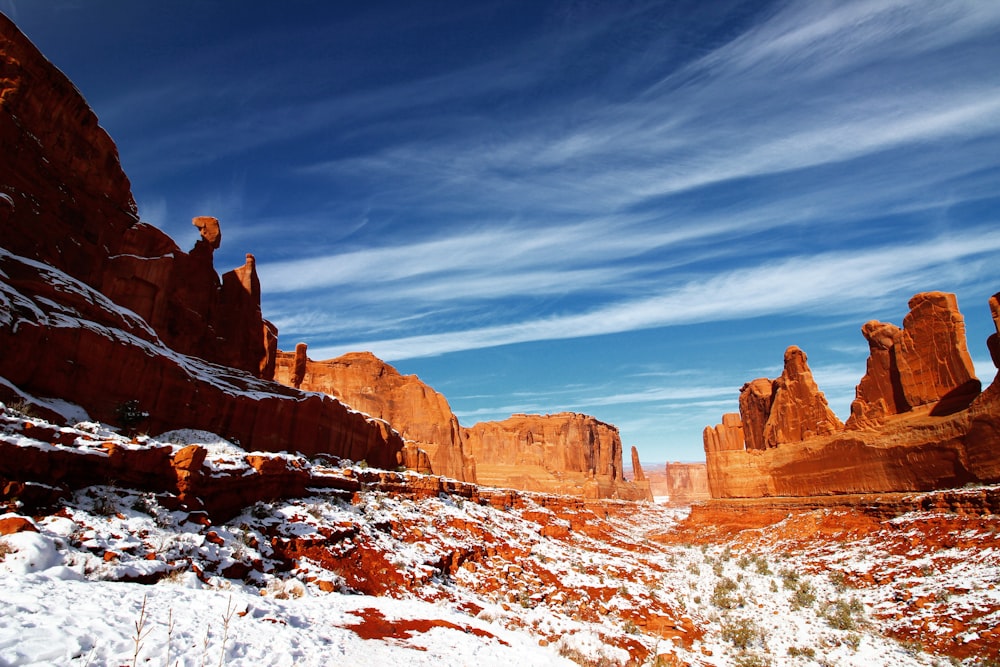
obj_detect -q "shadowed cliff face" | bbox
[0,15,403,467]
[703,291,1000,499]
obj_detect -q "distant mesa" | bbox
[274,346,652,500]
[703,290,1000,498]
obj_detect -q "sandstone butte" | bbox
[463,412,652,501]
[273,347,652,500]
[663,462,711,505]
[0,14,404,469]
[703,290,1000,498]
[0,15,649,504]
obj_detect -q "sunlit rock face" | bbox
[848,291,980,428]
[703,291,1000,499]
[462,412,652,501]
[664,462,710,505]
[0,15,403,467]
[274,350,476,482]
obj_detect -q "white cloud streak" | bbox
[304,229,1000,360]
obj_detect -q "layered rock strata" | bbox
[664,462,711,505]
[274,350,475,481]
[0,15,273,377]
[0,15,403,467]
[703,291,1000,498]
[462,413,652,500]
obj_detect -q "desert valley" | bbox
[2,11,1000,667]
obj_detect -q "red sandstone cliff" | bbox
[0,15,403,468]
[273,349,476,481]
[462,413,652,500]
[703,291,1000,498]
[664,462,711,505]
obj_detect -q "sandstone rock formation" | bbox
[1,16,274,378]
[739,346,843,450]
[702,413,744,453]
[630,446,646,481]
[702,291,999,499]
[848,292,980,428]
[664,462,710,505]
[274,350,476,481]
[462,413,652,500]
[0,15,403,469]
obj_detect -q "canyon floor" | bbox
[1,404,998,667]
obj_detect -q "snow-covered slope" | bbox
[1,403,998,666]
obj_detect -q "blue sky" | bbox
[5,0,999,462]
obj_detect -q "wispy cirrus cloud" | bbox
[299,228,1000,360]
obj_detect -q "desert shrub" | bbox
[557,644,620,667]
[790,581,816,610]
[712,577,745,609]
[779,568,800,591]
[687,562,700,576]
[737,555,751,569]
[0,539,12,560]
[787,646,815,658]
[823,597,864,630]
[829,570,848,591]
[91,488,118,517]
[733,653,771,667]
[114,399,149,435]
[621,618,638,634]
[720,617,760,649]
[5,398,36,417]
[754,555,772,576]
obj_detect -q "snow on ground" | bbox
[2,404,999,666]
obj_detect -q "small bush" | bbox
[720,617,759,649]
[733,653,771,667]
[0,539,12,560]
[5,399,36,418]
[754,555,772,576]
[787,646,815,658]
[712,577,744,609]
[790,581,816,610]
[114,399,149,435]
[779,568,800,591]
[824,597,864,630]
[622,618,638,634]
